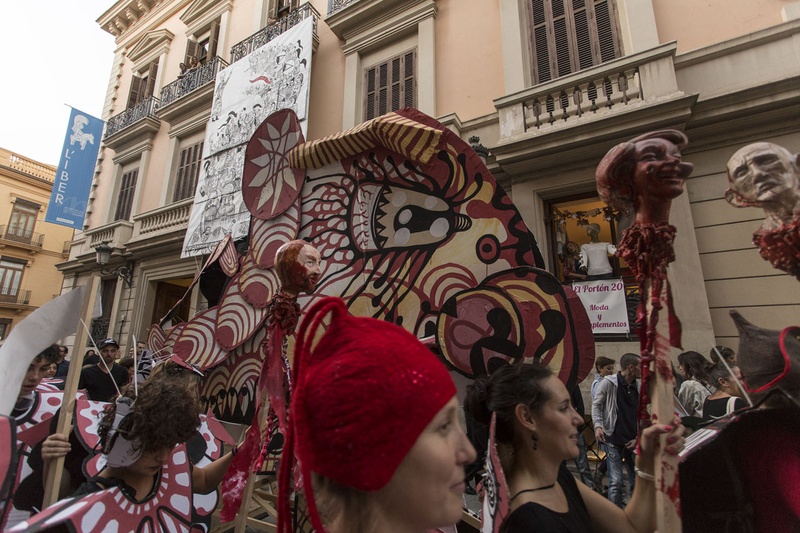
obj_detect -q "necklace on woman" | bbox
[510,482,556,502]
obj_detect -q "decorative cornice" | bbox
[128,28,175,69]
[180,0,233,35]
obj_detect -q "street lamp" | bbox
[469,135,490,164]
[94,241,134,288]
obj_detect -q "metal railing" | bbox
[230,2,319,64]
[0,290,31,305]
[0,225,44,247]
[105,96,160,139]
[89,317,110,343]
[158,56,228,109]
[328,0,360,15]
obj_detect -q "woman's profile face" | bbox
[374,397,476,531]
[531,377,584,462]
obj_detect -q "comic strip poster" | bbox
[182,17,313,257]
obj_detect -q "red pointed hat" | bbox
[277,296,456,532]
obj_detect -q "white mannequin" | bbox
[579,223,616,278]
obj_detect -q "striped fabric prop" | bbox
[288,110,443,170]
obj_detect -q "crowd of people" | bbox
[2,308,721,533]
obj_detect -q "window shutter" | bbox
[115,169,138,221]
[173,141,204,202]
[529,0,621,84]
[145,62,159,98]
[593,0,620,62]
[185,40,200,64]
[403,50,415,108]
[363,48,417,120]
[208,20,220,59]
[127,76,143,108]
[365,67,376,120]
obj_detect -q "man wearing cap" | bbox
[78,339,129,402]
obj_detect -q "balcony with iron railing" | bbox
[230,2,320,64]
[157,56,228,113]
[328,0,360,15]
[0,225,44,249]
[0,289,31,307]
[89,316,110,343]
[103,96,161,148]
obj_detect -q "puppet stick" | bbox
[42,276,102,508]
[644,278,681,533]
[713,346,754,407]
[132,334,138,396]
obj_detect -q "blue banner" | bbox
[45,108,104,228]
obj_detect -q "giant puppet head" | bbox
[152,108,595,423]
[725,142,800,280]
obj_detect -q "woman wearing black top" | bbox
[702,363,748,420]
[466,363,685,533]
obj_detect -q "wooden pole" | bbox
[42,276,102,508]
[645,278,681,532]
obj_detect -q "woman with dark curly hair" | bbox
[465,363,685,533]
[73,379,235,502]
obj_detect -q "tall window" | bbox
[0,318,11,340]
[273,0,299,17]
[186,20,220,65]
[115,169,138,221]
[363,49,416,121]
[529,0,622,84]
[7,199,39,243]
[127,61,159,108]
[173,141,204,202]
[0,257,26,301]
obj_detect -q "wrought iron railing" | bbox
[0,290,31,305]
[158,56,228,109]
[89,317,110,343]
[230,2,320,64]
[105,96,160,139]
[0,225,44,247]
[328,0,360,15]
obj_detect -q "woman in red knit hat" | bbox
[277,297,476,533]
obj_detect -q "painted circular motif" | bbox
[242,108,305,220]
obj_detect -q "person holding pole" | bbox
[1,345,61,529]
[77,339,128,402]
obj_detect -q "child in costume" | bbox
[9,379,236,532]
[276,296,477,533]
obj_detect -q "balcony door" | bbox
[7,199,39,244]
[0,258,26,302]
